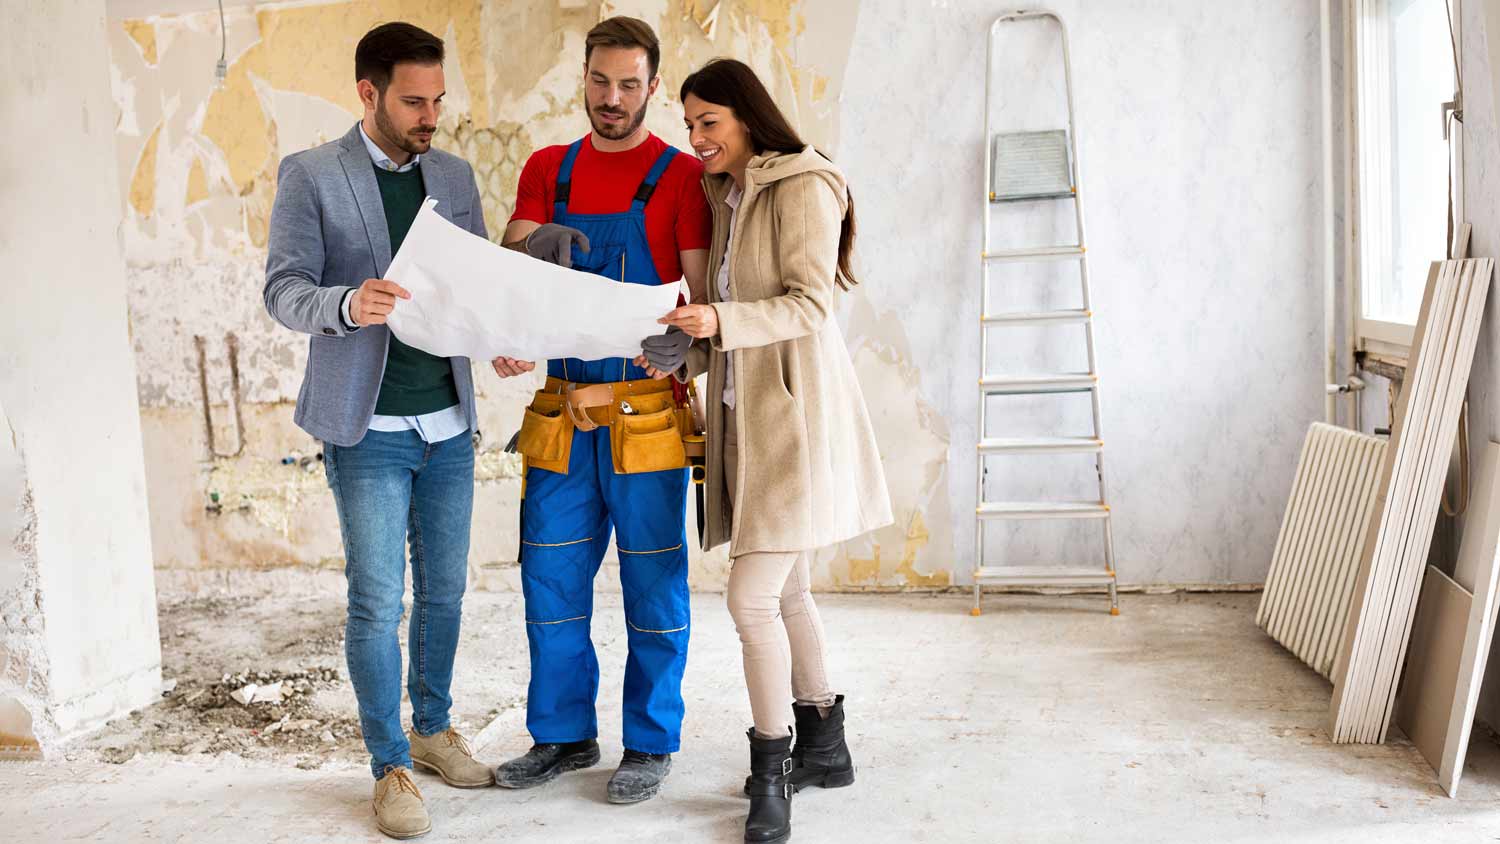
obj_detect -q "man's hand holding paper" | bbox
[348,278,412,327]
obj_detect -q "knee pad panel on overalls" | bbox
[521,537,597,625]
[619,545,690,634]
[519,441,608,626]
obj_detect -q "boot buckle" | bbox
[784,782,793,799]
[781,757,793,776]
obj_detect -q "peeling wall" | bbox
[108,0,932,591]
[0,398,53,755]
[3,0,163,746]
[107,0,1328,591]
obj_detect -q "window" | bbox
[1352,0,1461,348]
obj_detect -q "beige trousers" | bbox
[723,410,836,739]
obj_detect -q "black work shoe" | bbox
[606,749,672,804]
[493,739,601,789]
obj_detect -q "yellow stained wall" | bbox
[108,0,952,591]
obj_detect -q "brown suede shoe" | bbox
[373,766,431,840]
[409,728,495,788]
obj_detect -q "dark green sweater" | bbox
[372,163,459,416]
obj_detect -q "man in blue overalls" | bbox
[492,16,710,804]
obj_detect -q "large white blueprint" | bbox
[384,198,680,361]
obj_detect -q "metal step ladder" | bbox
[973,9,1118,616]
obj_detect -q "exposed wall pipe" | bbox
[1323,0,1339,424]
[1345,0,1363,432]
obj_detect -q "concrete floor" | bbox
[6,590,1500,842]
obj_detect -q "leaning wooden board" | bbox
[1370,262,1484,740]
[1330,258,1495,744]
[1395,440,1500,797]
[1330,261,1454,741]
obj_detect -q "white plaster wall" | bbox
[835,0,1327,585]
[0,0,163,738]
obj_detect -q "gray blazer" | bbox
[263,123,487,446]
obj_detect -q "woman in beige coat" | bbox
[636,58,892,844]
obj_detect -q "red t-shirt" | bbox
[509,134,712,284]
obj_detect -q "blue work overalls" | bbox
[520,139,691,755]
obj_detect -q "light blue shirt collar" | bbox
[358,121,421,173]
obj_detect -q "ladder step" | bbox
[983,309,1090,326]
[973,565,1116,585]
[979,436,1102,455]
[981,246,1085,263]
[980,374,1096,395]
[989,189,1077,204]
[977,501,1110,520]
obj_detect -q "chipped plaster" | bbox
[108,0,964,591]
[122,18,158,65]
[830,294,954,589]
[0,399,30,597]
[128,122,161,216]
[0,403,55,755]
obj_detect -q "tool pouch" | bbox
[516,390,573,475]
[610,389,687,474]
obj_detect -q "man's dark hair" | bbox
[355,22,444,92]
[585,16,660,78]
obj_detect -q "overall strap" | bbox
[552,138,586,218]
[630,147,679,212]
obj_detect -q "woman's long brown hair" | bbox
[680,58,859,290]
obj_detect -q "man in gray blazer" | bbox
[263,22,493,840]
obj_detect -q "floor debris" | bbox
[81,589,516,770]
[82,593,366,765]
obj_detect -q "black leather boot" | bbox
[743,696,855,796]
[744,728,793,844]
[788,695,854,792]
[493,739,600,789]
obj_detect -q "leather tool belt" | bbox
[511,376,705,476]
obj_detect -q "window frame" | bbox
[1349,0,1463,355]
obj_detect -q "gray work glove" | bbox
[641,326,693,374]
[525,223,590,268]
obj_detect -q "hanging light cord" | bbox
[215,0,228,80]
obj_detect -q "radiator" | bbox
[1257,422,1388,679]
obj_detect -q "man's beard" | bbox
[589,101,648,141]
[374,100,435,157]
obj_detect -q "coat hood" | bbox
[704,145,849,213]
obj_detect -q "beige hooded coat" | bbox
[684,147,893,555]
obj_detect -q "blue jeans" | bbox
[324,428,474,779]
